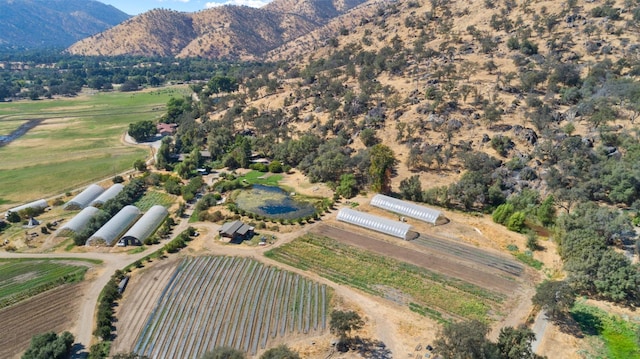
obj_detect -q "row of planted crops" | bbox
[133,256,329,358]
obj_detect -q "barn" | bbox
[57,206,100,237]
[86,205,141,246]
[5,199,48,218]
[118,205,168,246]
[90,183,124,207]
[64,184,105,210]
[336,208,414,240]
[219,220,254,242]
[370,194,442,225]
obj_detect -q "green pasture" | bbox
[134,190,176,211]
[0,258,90,308]
[572,301,640,359]
[265,234,504,322]
[0,119,28,135]
[238,170,283,186]
[0,87,188,207]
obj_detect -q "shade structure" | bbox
[86,205,141,246]
[119,205,168,246]
[91,183,124,207]
[337,208,412,240]
[57,206,100,237]
[370,194,441,225]
[64,184,105,210]
[6,199,48,218]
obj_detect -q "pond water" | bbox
[235,184,316,220]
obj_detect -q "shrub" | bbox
[492,203,514,224]
[506,211,527,232]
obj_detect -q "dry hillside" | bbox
[66,0,368,59]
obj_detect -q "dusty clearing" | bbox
[0,282,85,359]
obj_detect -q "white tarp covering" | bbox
[370,194,441,224]
[58,206,100,236]
[337,208,412,240]
[64,184,105,210]
[119,205,168,245]
[6,199,48,218]
[86,205,140,246]
[91,183,124,207]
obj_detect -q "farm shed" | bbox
[337,208,413,240]
[5,199,48,218]
[219,220,254,242]
[370,194,442,225]
[86,205,141,246]
[64,184,105,210]
[57,206,100,236]
[118,205,168,246]
[91,183,124,207]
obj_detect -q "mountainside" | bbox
[0,0,129,49]
[66,0,368,60]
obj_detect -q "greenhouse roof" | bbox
[64,184,105,210]
[91,183,124,206]
[59,206,100,235]
[87,205,140,246]
[336,208,412,240]
[6,199,48,217]
[120,205,168,244]
[370,194,441,224]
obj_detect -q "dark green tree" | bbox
[433,320,497,359]
[260,345,301,359]
[368,144,396,194]
[399,175,423,202]
[207,76,239,95]
[128,120,156,142]
[335,174,359,199]
[133,159,147,172]
[200,347,246,359]
[497,326,542,359]
[532,280,576,321]
[22,331,74,359]
[329,310,365,342]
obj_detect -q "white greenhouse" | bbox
[337,208,413,240]
[370,194,441,225]
[118,205,168,246]
[86,205,141,246]
[57,206,100,237]
[64,184,105,210]
[90,183,124,207]
[5,199,48,218]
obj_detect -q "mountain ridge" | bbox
[0,0,130,50]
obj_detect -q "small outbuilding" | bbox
[219,220,254,243]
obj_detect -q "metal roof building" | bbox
[64,184,105,210]
[370,194,441,225]
[6,199,48,218]
[86,205,141,246]
[90,184,124,207]
[337,208,412,240]
[118,205,168,246]
[57,206,100,237]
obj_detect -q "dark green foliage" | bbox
[335,174,359,199]
[260,345,301,359]
[195,193,219,211]
[433,320,498,359]
[133,159,147,172]
[6,211,20,223]
[359,128,379,147]
[164,228,194,253]
[532,280,575,321]
[200,347,246,359]
[536,196,556,227]
[93,271,124,341]
[506,211,526,232]
[268,160,283,173]
[368,144,396,194]
[22,331,74,359]
[490,135,513,157]
[128,120,156,142]
[399,175,423,202]
[497,326,542,359]
[112,353,150,359]
[207,76,239,95]
[330,310,364,340]
[492,203,514,225]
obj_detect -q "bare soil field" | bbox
[111,256,182,355]
[0,282,85,359]
[311,224,521,296]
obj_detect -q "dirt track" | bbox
[311,224,521,296]
[0,282,85,359]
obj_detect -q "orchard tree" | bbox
[22,331,74,359]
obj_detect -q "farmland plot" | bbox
[132,256,328,358]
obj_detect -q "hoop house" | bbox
[119,205,168,246]
[57,206,100,237]
[64,184,105,210]
[86,205,141,246]
[370,194,441,224]
[336,208,412,240]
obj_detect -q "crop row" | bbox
[133,256,328,358]
[265,234,503,322]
